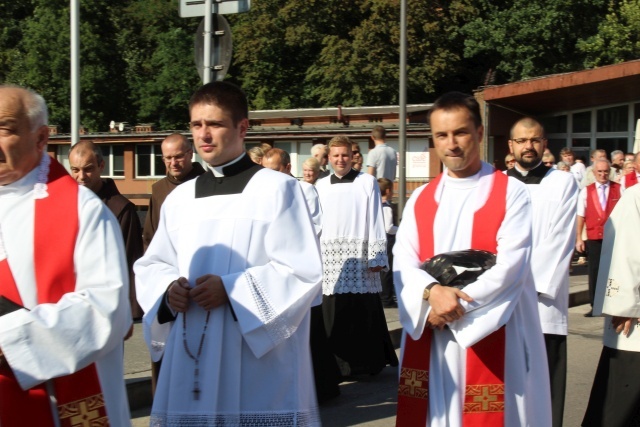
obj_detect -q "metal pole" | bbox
[70,0,80,145]
[203,0,212,84]
[398,0,407,219]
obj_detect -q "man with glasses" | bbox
[507,117,578,427]
[142,133,205,250]
[577,159,621,317]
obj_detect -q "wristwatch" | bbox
[423,282,438,301]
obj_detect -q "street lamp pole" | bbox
[398,0,407,218]
[70,0,80,145]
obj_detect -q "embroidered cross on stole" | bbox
[396,170,508,427]
[0,158,109,427]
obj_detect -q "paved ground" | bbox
[128,265,602,426]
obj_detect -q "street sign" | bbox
[180,0,251,18]
[194,15,232,82]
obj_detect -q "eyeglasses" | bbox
[352,150,360,154]
[512,137,546,145]
[506,159,515,164]
[544,161,554,166]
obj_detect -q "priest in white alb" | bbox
[0,86,132,426]
[135,82,323,426]
[507,117,579,427]
[393,92,551,426]
[582,183,640,426]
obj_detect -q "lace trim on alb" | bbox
[34,152,50,200]
[245,272,296,347]
[150,408,321,426]
[321,237,387,295]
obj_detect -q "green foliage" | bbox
[461,0,608,83]
[578,0,640,67]
[1,0,634,130]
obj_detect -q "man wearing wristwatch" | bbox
[393,92,551,426]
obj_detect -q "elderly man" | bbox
[315,135,398,377]
[366,125,397,180]
[142,133,204,250]
[580,149,616,188]
[0,86,131,425]
[69,140,144,321]
[582,184,640,426]
[311,143,330,179]
[621,152,640,191]
[507,117,579,427]
[393,92,551,426]
[135,82,322,425]
[576,159,621,317]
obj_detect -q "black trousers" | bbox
[545,334,567,427]
[586,239,603,306]
[583,346,640,426]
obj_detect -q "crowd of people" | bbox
[1,82,639,427]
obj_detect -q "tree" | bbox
[7,0,131,132]
[578,0,640,67]
[118,0,201,129]
[461,0,608,83]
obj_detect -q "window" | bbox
[100,145,125,177]
[136,143,165,178]
[572,112,591,133]
[597,105,628,132]
[541,115,567,134]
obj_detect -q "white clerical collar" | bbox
[207,153,245,177]
[513,161,543,176]
[0,153,49,199]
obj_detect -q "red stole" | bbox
[625,171,638,189]
[585,182,620,241]
[0,157,109,427]
[397,170,508,427]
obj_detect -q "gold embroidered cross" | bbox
[404,370,423,396]
[70,401,99,427]
[474,386,497,411]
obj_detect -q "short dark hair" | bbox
[371,125,386,140]
[428,92,482,129]
[189,81,248,126]
[263,147,290,167]
[559,147,574,156]
[377,177,393,194]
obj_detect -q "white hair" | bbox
[1,85,48,131]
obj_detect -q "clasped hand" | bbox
[426,284,474,330]
[167,275,229,312]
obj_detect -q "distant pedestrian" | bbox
[367,125,397,180]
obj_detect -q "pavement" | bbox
[128,263,598,426]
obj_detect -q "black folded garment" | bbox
[0,296,25,316]
[419,249,496,289]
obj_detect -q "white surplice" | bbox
[593,183,640,351]
[0,157,132,426]
[299,180,322,238]
[135,167,322,426]
[315,171,388,295]
[526,168,578,335]
[393,162,551,427]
